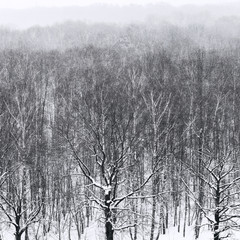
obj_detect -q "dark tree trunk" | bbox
[149,195,157,240]
[15,234,21,240]
[214,183,220,240]
[24,228,29,240]
[106,221,114,240]
[15,227,22,240]
[214,219,220,240]
[105,190,114,240]
[15,211,22,240]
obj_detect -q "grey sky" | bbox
[0,0,239,29]
[0,0,236,8]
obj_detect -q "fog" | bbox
[0,1,239,29]
[0,0,235,9]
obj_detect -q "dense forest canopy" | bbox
[1,7,240,240]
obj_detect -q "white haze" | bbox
[0,0,239,29]
[0,0,237,9]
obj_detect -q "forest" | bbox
[1,17,240,240]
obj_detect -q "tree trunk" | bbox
[214,183,220,240]
[24,228,29,240]
[183,192,188,237]
[86,203,90,228]
[106,221,114,240]
[15,234,21,240]
[195,50,205,240]
[105,191,114,240]
[195,210,202,239]
[15,212,22,240]
[68,215,72,240]
[178,198,181,233]
[213,218,220,240]
[15,227,22,240]
[149,194,157,240]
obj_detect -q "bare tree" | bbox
[0,166,42,240]
[58,56,166,240]
[142,90,171,240]
[184,150,240,240]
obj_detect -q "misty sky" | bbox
[0,0,235,8]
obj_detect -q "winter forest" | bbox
[1,2,240,240]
